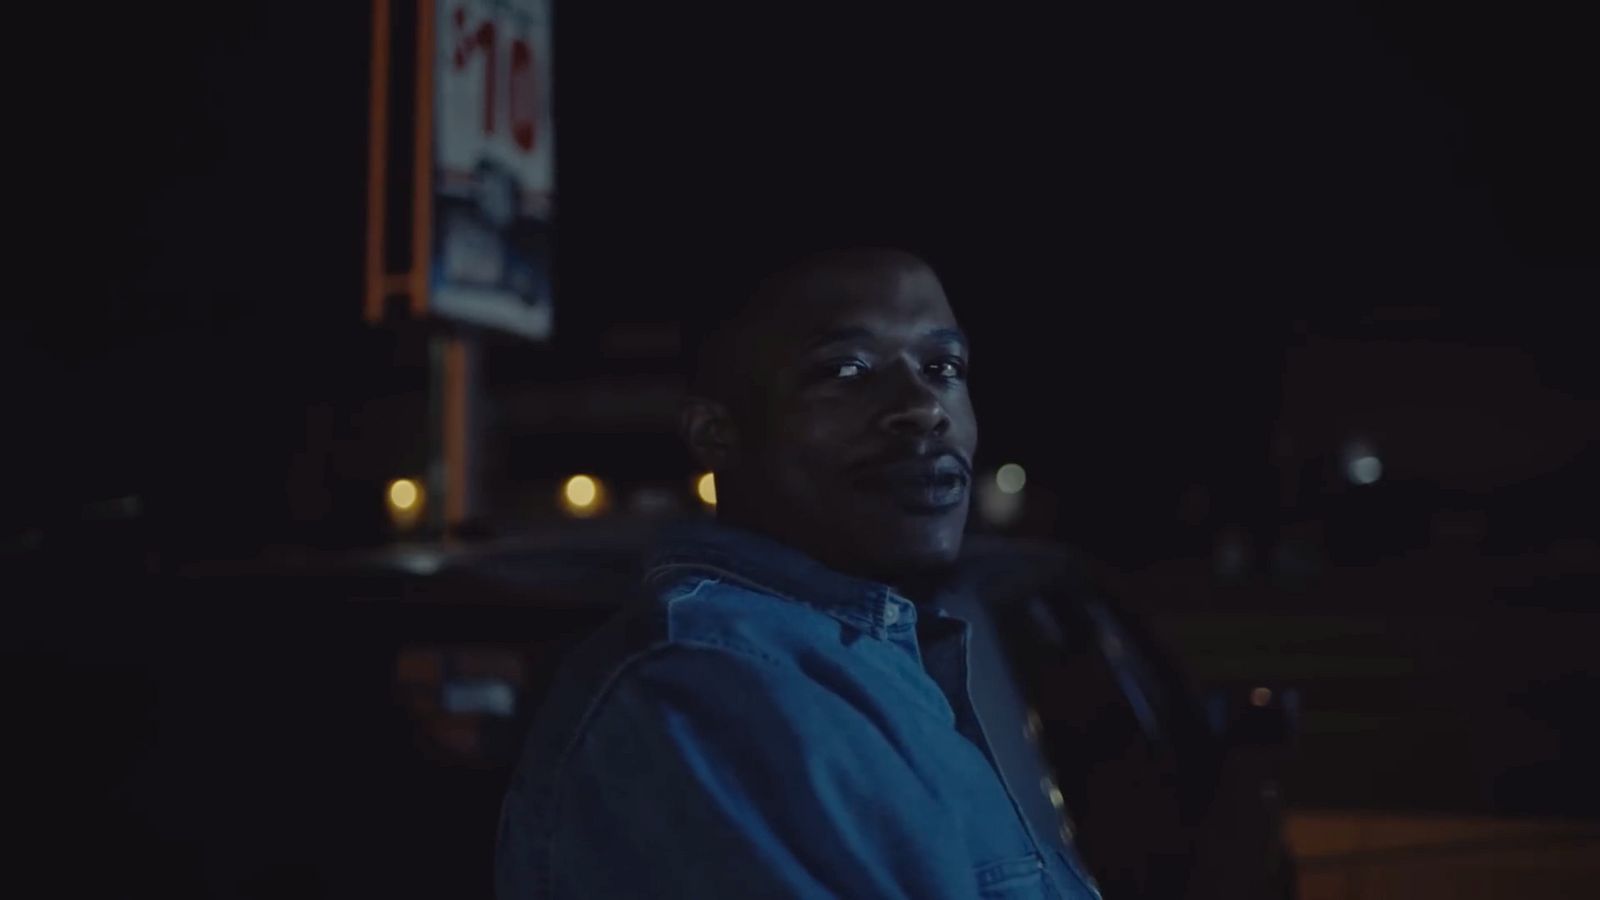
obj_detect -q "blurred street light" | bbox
[1348,455,1383,485]
[386,478,424,530]
[389,479,420,510]
[561,474,605,517]
[996,463,1027,495]
[1342,439,1384,486]
[696,472,718,508]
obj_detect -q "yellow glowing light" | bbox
[385,478,424,531]
[996,463,1027,495]
[564,475,599,509]
[696,472,718,506]
[1250,686,1273,707]
[387,478,420,511]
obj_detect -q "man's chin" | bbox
[848,510,968,579]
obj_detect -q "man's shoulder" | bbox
[651,572,839,662]
[541,574,788,680]
[498,575,864,898]
[506,579,823,793]
[574,575,801,692]
[523,578,821,748]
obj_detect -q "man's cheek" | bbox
[786,410,851,447]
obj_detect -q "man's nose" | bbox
[878,367,950,438]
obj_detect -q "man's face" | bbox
[717,252,978,581]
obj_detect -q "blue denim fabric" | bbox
[496,520,1101,899]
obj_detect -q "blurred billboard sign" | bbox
[431,0,554,338]
[366,0,554,340]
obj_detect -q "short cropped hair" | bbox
[678,233,937,402]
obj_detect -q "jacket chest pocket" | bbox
[976,853,1051,899]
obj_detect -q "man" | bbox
[496,248,1101,898]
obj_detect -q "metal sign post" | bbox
[366,0,554,535]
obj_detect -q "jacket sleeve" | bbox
[543,641,983,900]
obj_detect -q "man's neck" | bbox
[710,512,951,603]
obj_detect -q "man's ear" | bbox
[680,397,740,471]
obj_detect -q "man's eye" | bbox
[828,361,869,380]
[927,358,968,380]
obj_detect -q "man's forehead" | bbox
[749,250,958,338]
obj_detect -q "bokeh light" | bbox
[1348,455,1383,485]
[561,475,603,516]
[388,478,420,511]
[385,478,424,530]
[996,463,1027,495]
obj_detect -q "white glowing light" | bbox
[996,463,1027,495]
[1348,455,1383,485]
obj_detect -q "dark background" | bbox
[6,0,1597,882]
[8,1,1595,563]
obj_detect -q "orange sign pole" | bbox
[368,0,480,536]
[363,0,392,323]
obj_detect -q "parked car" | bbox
[23,519,1295,898]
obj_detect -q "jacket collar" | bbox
[643,517,922,638]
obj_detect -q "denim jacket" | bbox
[496,520,1102,899]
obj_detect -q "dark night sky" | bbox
[7,1,1596,562]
